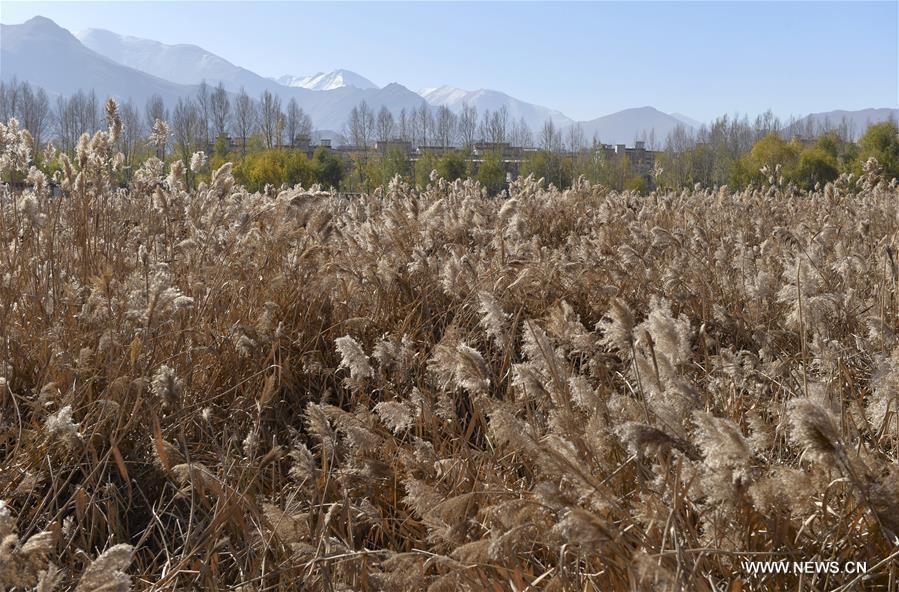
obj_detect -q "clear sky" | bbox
[1,1,896,122]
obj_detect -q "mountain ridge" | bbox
[2,16,195,105]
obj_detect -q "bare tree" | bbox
[78,90,101,136]
[398,108,410,142]
[145,95,167,136]
[376,106,395,143]
[345,101,374,148]
[458,102,478,148]
[0,77,20,122]
[495,106,509,143]
[210,82,231,141]
[510,117,533,148]
[259,90,283,149]
[435,105,457,148]
[196,81,211,149]
[53,90,99,153]
[540,119,562,152]
[19,82,51,152]
[286,98,300,145]
[415,102,433,146]
[662,124,694,188]
[233,87,256,155]
[482,106,509,144]
[172,97,204,165]
[119,99,143,168]
[285,98,312,147]
[478,109,490,144]
[566,123,584,152]
[55,95,77,153]
[408,108,421,147]
[753,109,780,141]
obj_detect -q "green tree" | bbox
[236,150,281,192]
[283,152,318,188]
[733,133,800,187]
[436,150,468,182]
[476,150,506,194]
[520,151,572,188]
[414,153,439,188]
[213,133,230,160]
[381,147,411,184]
[232,150,319,192]
[683,145,715,187]
[794,146,839,189]
[313,147,344,190]
[624,175,647,193]
[856,120,899,181]
[815,131,841,158]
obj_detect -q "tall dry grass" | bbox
[1,106,898,591]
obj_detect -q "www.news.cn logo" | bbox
[741,561,868,575]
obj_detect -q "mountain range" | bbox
[2,16,896,146]
[792,108,899,136]
[3,17,427,133]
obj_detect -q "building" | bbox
[590,141,656,181]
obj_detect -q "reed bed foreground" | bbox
[1,113,898,591]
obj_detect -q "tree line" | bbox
[0,77,312,162]
[344,101,537,149]
[2,77,896,194]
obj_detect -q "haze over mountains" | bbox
[3,16,896,146]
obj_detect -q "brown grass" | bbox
[1,113,898,591]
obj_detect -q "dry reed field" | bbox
[2,106,899,591]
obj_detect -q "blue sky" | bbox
[2,1,896,122]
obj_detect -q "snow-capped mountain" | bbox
[278,70,378,91]
[76,27,276,95]
[420,85,574,133]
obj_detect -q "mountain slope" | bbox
[420,85,574,132]
[302,83,428,132]
[573,106,688,146]
[6,18,425,136]
[76,27,277,95]
[1,16,192,104]
[278,70,378,91]
[790,108,899,139]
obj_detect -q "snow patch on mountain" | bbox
[278,70,378,91]
[419,85,574,132]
